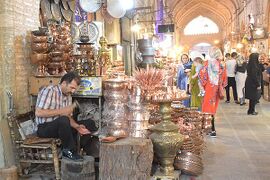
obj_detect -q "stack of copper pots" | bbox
[102,79,129,138]
[127,86,150,138]
[30,28,49,76]
[47,23,72,75]
[172,108,206,176]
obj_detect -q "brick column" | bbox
[0,0,39,167]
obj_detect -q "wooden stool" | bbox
[61,155,95,180]
[100,137,153,180]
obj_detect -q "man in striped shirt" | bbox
[35,72,96,161]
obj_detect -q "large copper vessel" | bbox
[102,79,129,138]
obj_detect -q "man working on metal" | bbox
[35,72,97,161]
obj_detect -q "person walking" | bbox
[189,57,204,110]
[225,52,238,103]
[245,53,262,115]
[177,54,192,107]
[235,55,247,105]
[199,47,227,137]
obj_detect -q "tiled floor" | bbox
[182,100,270,180]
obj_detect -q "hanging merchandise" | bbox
[79,22,99,43]
[107,0,126,18]
[79,0,102,13]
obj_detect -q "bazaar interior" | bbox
[0,0,270,179]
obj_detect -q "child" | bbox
[192,57,205,96]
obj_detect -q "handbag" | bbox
[218,85,225,100]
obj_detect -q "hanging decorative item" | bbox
[107,0,126,18]
[79,0,102,13]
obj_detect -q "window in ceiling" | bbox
[184,16,219,35]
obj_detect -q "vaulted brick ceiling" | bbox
[168,0,242,30]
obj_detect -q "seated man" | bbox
[35,72,97,161]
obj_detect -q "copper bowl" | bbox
[50,51,63,57]
[30,53,48,64]
[55,44,71,52]
[51,56,62,62]
[47,62,62,68]
[62,53,70,61]
[31,30,46,36]
[31,35,47,43]
[32,43,48,53]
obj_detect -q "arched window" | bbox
[184,16,219,35]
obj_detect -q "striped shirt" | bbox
[35,84,72,125]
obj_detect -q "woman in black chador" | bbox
[245,53,262,115]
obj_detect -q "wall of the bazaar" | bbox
[0,0,40,167]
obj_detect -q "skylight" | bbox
[184,16,219,35]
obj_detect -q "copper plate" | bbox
[51,3,62,21]
[61,0,69,10]
[40,0,53,20]
[60,5,72,22]
[67,0,75,12]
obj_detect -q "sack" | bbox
[218,85,225,100]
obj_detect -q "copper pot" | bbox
[32,43,48,53]
[31,34,47,43]
[104,79,127,91]
[30,53,48,64]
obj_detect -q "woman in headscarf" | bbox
[189,52,205,110]
[177,54,192,107]
[199,47,227,137]
[245,53,262,115]
[235,55,248,105]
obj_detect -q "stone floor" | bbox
[20,100,270,180]
[181,99,270,180]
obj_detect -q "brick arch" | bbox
[179,33,223,51]
[175,4,228,30]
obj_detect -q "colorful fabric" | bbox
[199,60,227,115]
[190,64,202,108]
[35,85,72,125]
[208,59,220,85]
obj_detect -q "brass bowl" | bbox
[32,43,48,53]
[30,53,48,64]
